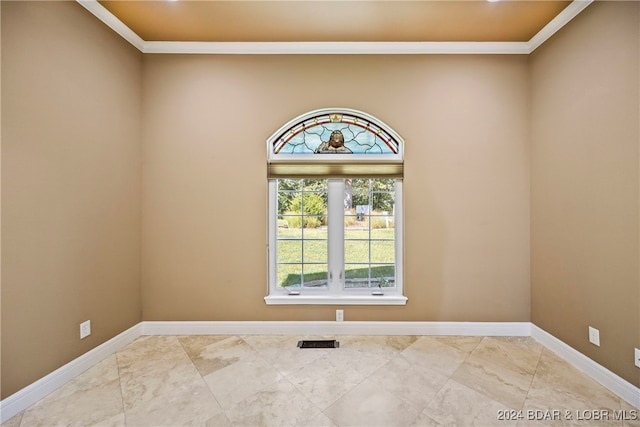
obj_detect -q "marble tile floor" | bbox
[3,335,638,427]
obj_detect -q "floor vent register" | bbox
[297,340,340,349]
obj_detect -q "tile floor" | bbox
[2,335,638,427]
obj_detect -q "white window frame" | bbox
[265,178,406,305]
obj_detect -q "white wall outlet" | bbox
[634,348,640,368]
[336,309,344,322]
[588,326,600,346]
[80,320,91,339]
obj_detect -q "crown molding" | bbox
[76,0,144,51]
[142,41,531,55]
[78,0,592,55]
[527,0,594,53]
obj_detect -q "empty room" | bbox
[1,0,639,425]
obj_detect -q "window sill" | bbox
[264,294,408,306]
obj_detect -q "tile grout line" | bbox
[276,337,338,424]
[176,336,228,425]
[370,352,433,425]
[519,344,546,413]
[276,362,328,424]
[426,336,492,418]
[113,351,129,427]
[246,336,310,422]
[448,336,483,383]
[191,335,263,425]
[397,338,452,418]
[318,348,389,427]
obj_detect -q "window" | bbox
[266,109,406,305]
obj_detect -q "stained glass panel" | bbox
[273,112,399,156]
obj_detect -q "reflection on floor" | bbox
[2,335,638,426]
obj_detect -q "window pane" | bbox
[372,178,395,191]
[303,179,327,192]
[300,194,327,218]
[303,240,327,263]
[302,264,328,288]
[278,240,302,263]
[350,179,369,208]
[344,213,357,229]
[372,199,394,213]
[303,224,327,238]
[344,226,368,239]
[344,264,371,288]
[372,265,395,287]
[276,178,329,291]
[370,214,392,230]
[278,221,301,239]
[344,264,396,289]
[352,196,369,211]
[299,214,325,228]
[343,178,396,290]
[345,240,369,263]
[371,240,395,263]
[278,264,301,288]
[277,180,301,215]
[351,178,370,191]
[279,179,302,191]
[371,226,394,240]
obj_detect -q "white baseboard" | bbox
[531,324,640,409]
[1,321,637,423]
[139,320,531,337]
[0,323,141,424]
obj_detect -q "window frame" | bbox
[265,178,406,305]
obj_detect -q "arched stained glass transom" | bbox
[268,108,403,160]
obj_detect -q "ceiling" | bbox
[98,1,573,43]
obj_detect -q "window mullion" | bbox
[327,179,345,294]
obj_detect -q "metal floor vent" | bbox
[297,340,340,349]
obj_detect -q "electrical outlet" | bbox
[635,348,640,368]
[588,326,600,347]
[336,309,344,322]
[80,320,91,339]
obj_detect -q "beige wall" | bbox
[1,2,143,397]
[141,54,531,322]
[531,1,640,387]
